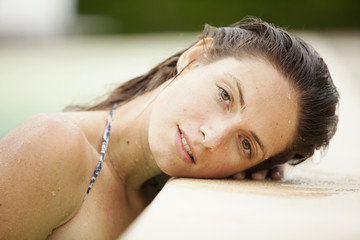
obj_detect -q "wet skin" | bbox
[148,56,299,178]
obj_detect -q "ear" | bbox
[177,37,213,73]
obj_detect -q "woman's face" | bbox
[148,57,298,178]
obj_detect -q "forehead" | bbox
[216,57,299,157]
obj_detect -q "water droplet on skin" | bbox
[287,92,292,100]
[134,140,142,149]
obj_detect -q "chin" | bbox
[154,158,186,178]
[155,159,180,177]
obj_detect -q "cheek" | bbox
[255,114,296,155]
[156,85,197,114]
[269,109,298,149]
[274,120,297,147]
[199,150,251,177]
[175,95,217,123]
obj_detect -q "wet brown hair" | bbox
[77,17,339,171]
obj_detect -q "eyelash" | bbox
[240,136,252,158]
[217,86,253,159]
[218,86,232,108]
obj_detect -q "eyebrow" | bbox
[223,72,245,108]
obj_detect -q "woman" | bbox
[0,17,339,239]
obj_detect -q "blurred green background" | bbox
[77,0,360,33]
[1,0,360,140]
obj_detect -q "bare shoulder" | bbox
[0,114,96,239]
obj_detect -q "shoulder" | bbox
[2,113,93,178]
[6,113,91,153]
[0,113,96,239]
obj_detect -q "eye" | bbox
[219,87,231,105]
[240,136,252,158]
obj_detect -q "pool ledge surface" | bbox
[120,167,360,240]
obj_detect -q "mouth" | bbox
[176,126,195,164]
[180,132,194,161]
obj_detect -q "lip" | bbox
[175,126,195,164]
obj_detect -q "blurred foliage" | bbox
[77,0,360,33]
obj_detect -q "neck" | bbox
[106,84,167,190]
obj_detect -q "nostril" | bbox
[199,126,217,151]
[201,131,206,140]
[199,126,206,140]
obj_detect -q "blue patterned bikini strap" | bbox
[84,104,117,201]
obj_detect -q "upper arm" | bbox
[0,115,94,239]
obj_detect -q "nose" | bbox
[199,121,234,151]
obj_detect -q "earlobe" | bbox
[177,38,213,73]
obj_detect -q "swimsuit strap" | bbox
[84,104,117,200]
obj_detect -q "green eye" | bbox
[220,88,231,104]
[240,137,252,158]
